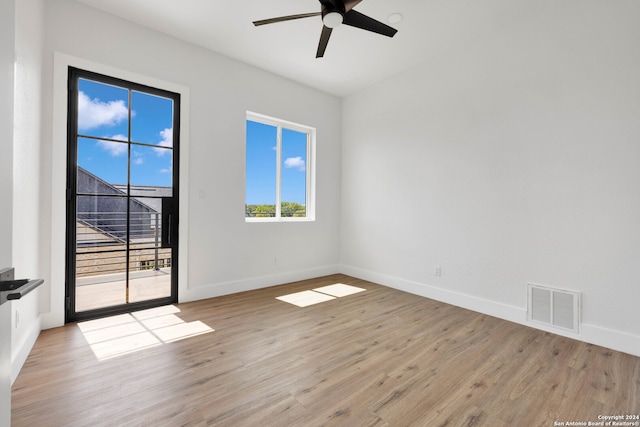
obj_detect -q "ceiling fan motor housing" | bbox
[321,0,345,28]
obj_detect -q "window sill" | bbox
[245,217,315,223]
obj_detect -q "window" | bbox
[245,112,315,221]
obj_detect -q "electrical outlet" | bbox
[434,265,442,277]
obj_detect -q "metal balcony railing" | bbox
[76,211,171,278]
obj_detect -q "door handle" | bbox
[161,198,175,248]
[167,214,172,246]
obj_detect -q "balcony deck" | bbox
[75,268,171,312]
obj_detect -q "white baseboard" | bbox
[340,264,525,323]
[340,264,640,358]
[582,324,640,357]
[11,315,41,384]
[180,264,341,303]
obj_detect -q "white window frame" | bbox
[245,111,316,222]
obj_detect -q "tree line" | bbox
[245,202,306,217]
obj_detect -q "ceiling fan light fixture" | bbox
[387,13,403,24]
[323,11,343,28]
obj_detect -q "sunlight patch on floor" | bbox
[276,283,366,307]
[276,290,336,307]
[77,305,214,360]
[313,283,366,297]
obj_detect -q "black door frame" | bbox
[65,67,180,323]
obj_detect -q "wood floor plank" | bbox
[12,274,640,426]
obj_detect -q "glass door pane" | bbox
[128,198,172,303]
[75,195,128,312]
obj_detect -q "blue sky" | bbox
[76,78,174,188]
[245,120,307,206]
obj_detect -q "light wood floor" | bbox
[12,274,640,426]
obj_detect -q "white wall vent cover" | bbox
[527,284,580,334]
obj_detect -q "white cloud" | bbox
[111,134,128,141]
[284,156,305,171]
[78,91,128,131]
[154,128,173,156]
[131,150,144,165]
[96,139,127,156]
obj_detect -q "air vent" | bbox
[528,284,580,333]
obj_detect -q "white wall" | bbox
[0,0,15,268]
[0,0,16,422]
[341,1,640,356]
[12,0,45,384]
[39,0,342,328]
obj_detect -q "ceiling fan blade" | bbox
[343,0,363,12]
[253,12,321,26]
[343,10,398,37]
[316,25,333,58]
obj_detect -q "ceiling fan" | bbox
[253,0,398,58]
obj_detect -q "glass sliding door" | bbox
[66,68,180,322]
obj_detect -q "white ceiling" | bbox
[75,0,534,97]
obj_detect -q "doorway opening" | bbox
[65,67,180,322]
